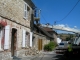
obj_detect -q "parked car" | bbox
[55,41,68,54]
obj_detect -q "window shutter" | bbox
[24,2,27,19]
[30,32,33,47]
[22,29,26,47]
[4,25,10,49]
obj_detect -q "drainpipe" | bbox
[30,8,41,47]
[31,10,34,32]
[30,10,34,47]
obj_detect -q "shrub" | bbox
[44,44,49,51]
[44,41,57,51]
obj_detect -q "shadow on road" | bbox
[53,54,80,60]
[13,56,22,60]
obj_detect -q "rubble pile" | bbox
[25,47,40,56]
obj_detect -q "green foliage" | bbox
[66,37,71,41]
[44,44,49,51]
[68,44,72,52]
[44,41,57,51]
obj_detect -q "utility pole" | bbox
[53,21,57,33]
[34,9,41,25]
[30,10,34,32]
[30,8,41,31]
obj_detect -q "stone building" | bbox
[32,24,54,51]
[43,27,58,43]
[0,0,37,60]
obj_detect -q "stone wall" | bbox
[0,0,32,28]
[33,32,50,51]
[0,0,43,60]
[0,0,33,59]
[0,16,30,59]
[53,34,57,43]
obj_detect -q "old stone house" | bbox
[43,27,58,43]
[0,0,37,60]
[32,24,54,51]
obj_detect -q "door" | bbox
[38,39,42,51]
[11,28,17,56]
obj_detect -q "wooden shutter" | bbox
[30,32,32,47]
[22,29,26,47]
[4,25,10,49]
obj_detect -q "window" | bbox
[24,2,27,19]
[27,6,30,20]
[22,29,30,48]
[24,2,31,20]
[25,32,30,47]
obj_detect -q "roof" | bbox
[43,27,58,35]
[43,27,53,31]
[24,0,36,8]
[34,24,54,39]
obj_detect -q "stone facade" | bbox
[33,32,50,51]
[0,0,35,60]
[53,33,57,43]
[0,0,32,27]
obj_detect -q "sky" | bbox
[32,0,80,33]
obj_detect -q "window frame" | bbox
[24,2,27,19]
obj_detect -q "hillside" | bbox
[58,33,76,41]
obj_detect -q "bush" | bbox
[44,44,49,51]
[44,41,57,51]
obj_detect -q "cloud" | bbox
[74,26,77,29]
[56,24,69,28]
[56,24,65,27]
[55,24,77,34]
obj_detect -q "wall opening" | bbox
[11,28,17,56]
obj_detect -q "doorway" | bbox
[38,39,42,51]
[11,28,17,56]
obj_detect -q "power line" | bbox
[41,13,48,23]
[56,0,80,22]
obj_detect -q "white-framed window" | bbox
[0,25,10,51]
[24,2,27,19]
[27,6,30,20]
[22,29,30,48]
[24,2,31,20]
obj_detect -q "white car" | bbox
[55,42,68,54]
